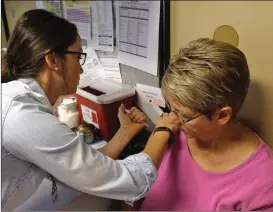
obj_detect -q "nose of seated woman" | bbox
[166,98,234,142]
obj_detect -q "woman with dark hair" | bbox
[1,9,180,210]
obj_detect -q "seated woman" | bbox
[139,38,273,211]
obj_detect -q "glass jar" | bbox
[57,97,80,129]
[77,123,95,144]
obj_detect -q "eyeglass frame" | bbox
[165,99,204,125]
[63,50,87,66]
[46,49,87,66]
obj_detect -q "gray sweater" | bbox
[1,78,157,210]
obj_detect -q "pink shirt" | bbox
[140,132,273,211]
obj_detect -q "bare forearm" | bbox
[98,126,139,159]
[142,131,170,168]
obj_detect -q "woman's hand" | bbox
[155,112,181,134]
[98,104,147,159]
[118,104,147,133]
[141,112,181,168]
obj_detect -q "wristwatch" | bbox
[153,126,174,137]
[153,126,175,145]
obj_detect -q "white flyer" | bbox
[116,1,160,75]
[62,1,91,40]
[36,0,62,17]
[79,46,105,87]
[89,1,114,52]
[136,83,165,107]
[96,48,122,82]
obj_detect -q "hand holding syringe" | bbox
[125,108,150,128]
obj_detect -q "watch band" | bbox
[153,126,174,137]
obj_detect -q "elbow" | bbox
[126,170,157,203]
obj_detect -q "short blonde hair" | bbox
[162,38,250,119]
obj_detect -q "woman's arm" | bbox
[3,99,180,203]
[98,104,146,159]
[97,126,139,160]
[142,112,180,168]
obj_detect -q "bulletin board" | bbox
[1,0,170,87]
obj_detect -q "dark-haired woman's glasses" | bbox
[165,100,204,125]
[63,51,87,66]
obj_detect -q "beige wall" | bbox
[1,1,36,47]
[171,1,273,147]
[4,1,36,33]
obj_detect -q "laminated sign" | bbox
[136,83,165,107]
[81,105,99,129]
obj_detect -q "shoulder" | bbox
[246,138,273,180]
[2,81,57,158]
[159,131,187,166]
[242,140,273,210]
[2,79,53,119]
[2,80,31,99]
[242,129,273,174]
[174,131,187,147]
[256,138,273,170]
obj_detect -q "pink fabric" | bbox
[140,132,273,211]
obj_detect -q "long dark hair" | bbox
[2,9,78,83]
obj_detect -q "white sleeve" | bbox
[3,101,157,202]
